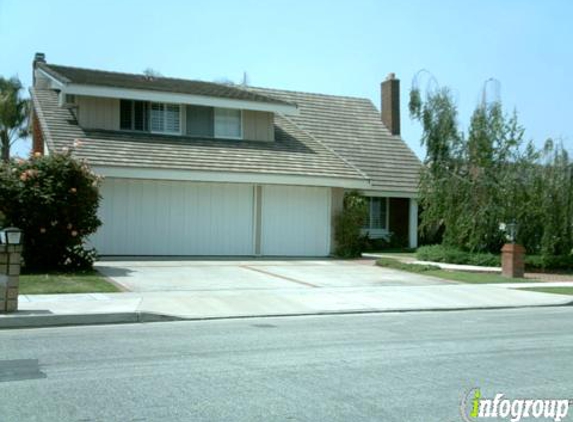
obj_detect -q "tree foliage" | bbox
[0,76,29,162]
[0,151,102,271]
[410,84,573,257]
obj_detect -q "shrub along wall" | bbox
[416,244,573,271]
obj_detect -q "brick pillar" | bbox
[0,244,22,313]
[501,243,525,278]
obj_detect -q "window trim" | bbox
[214,108,243,140]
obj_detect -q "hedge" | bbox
[416,244,573,271]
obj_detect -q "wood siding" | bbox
[77,96,120,130]
[243,110,274,141]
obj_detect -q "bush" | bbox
[525,255,573,271]
[416,245,500,267]
[334,191,368,258]
[0,151,102,271]
[417,244,573,271]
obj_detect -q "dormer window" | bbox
[118,100,243,139]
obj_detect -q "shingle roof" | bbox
[38,63,294,107]
[32,65,421,193]
[247,87,421,193]
[31,88,367,183]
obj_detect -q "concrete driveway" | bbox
[95,259,446,293]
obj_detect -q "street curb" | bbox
[1,301,571,329]
[0,312,183,329]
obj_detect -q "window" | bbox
[120,100,149,131]
[364,197,388,230]
[214,108,242,139]
[151,102,181,134]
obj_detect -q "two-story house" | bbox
[30,53,420,257]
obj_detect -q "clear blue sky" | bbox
[1,0,571,158]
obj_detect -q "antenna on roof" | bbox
[143,68,162,80]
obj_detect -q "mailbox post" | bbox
[0,227,23,313]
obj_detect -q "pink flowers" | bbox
[19,169,39,182]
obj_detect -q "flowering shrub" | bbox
[0,150,102,271]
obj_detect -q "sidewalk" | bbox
[1,283,571,329]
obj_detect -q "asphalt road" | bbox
[0,307,572,422]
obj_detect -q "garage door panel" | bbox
[91,179,254,255]
[261,185,330,256]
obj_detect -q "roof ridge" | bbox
[43,63,230,87]
[278,113,371,183]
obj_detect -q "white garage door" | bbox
[261,185,331,256]
[91,179,254,255]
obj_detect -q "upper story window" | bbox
[119,100,242,139]
[151,103,181,134]
[214,108,242,139]
[120,100,149,131]
[120,100,180,134]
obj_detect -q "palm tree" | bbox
[0,76,29,162]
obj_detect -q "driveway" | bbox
[95,259,446,293]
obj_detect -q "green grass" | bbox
[424,269,532,284]
[518,287,573,296]
[19,270,120,294]
[368,250,417,259]
[376,257,534,284]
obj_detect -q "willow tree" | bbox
[410,79,573,257]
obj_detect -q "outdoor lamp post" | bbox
[1,227,23,246]
[501,220,525,278]
[506,221,518,244]
[0,227,23,313]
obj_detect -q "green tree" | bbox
[409,79,573,258]
[0,76,29,162]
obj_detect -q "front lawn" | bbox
[19,270,120,295]
[518,287,573,296]
[376,257,534,284]
[424,269,532,284]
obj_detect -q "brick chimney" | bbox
[381,73,400,136]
